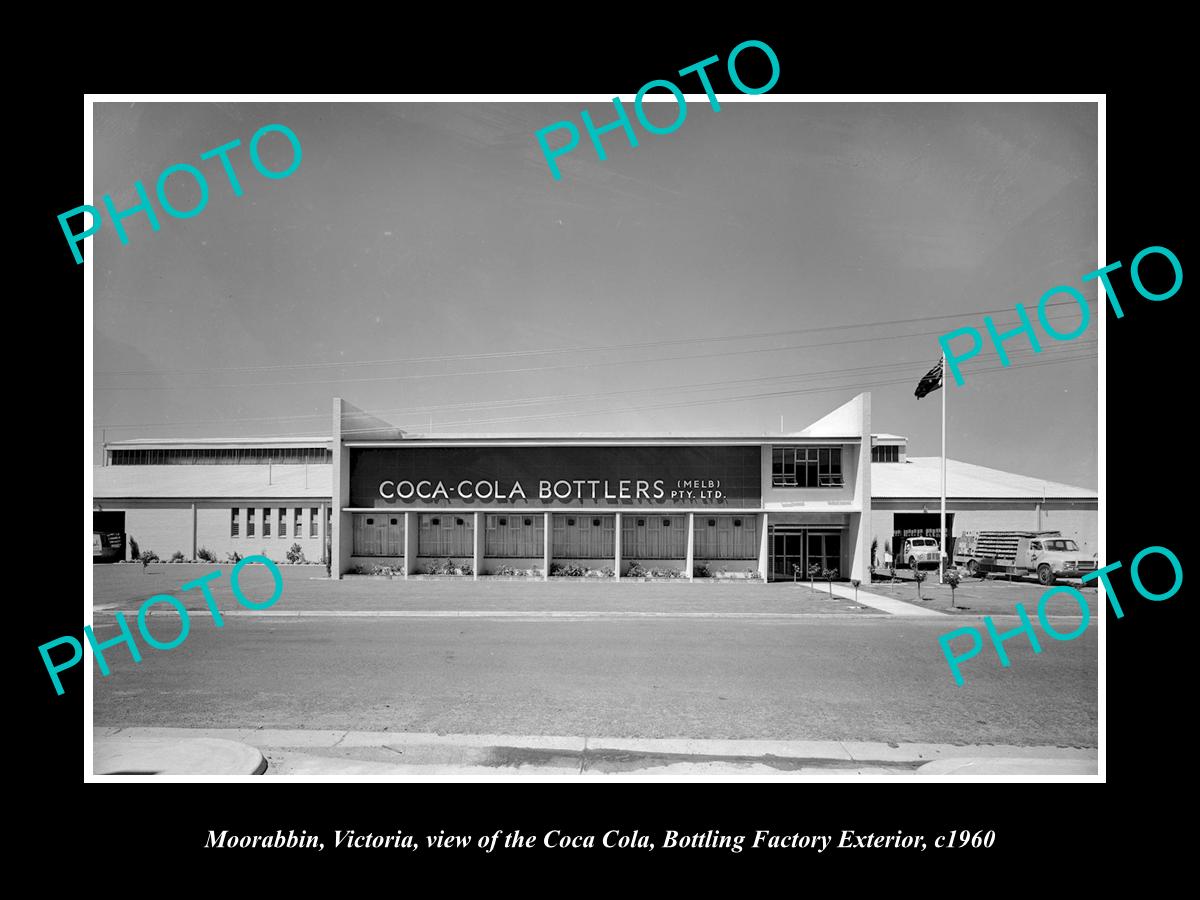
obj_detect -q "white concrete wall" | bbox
[121,504,193,561]
[105,500,326,563]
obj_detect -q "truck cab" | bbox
[1018,537,1095,585]
[901,537,944,570]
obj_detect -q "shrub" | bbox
[945,569,961,609]
[460,563,473,577]
[870,538,878,568]
[129,537,141,560]
[822,567,838,596]
[170,550,185,562]
[197,546,217,563]
[286,543,305,564]
[600,566,615,577]
[226,551,242,564]
[496,564,516,576]
[694,563,710,578]
[626,561,647,578]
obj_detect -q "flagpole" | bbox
[939,352,947,584]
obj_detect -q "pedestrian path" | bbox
[828,583,948,616]
[92,727,1097,777]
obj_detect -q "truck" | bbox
[899,536,946,571]
[953,530,1096,586]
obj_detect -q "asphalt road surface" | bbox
[90,614,1097,747]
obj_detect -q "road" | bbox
[90,613,1097,747]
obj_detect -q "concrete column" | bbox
[404,511,417,578]
[331,398,351,579]
[686,512,695,581]
[543,512,552,581]
[614,512,622,581]
[473,512,483,580]
[850,392,872,583]
[758,512,770,583]
[319,501,327,562]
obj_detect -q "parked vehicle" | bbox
[900,536,945,571]
[953,530,1096,585]
[93,530,125,563]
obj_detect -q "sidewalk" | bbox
[94,727,1097,777]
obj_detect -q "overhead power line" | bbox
[218,351,1099,438]
[94,308,1097,392]
[95,341,1092,430]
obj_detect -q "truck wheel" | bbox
[1037,564,1055,586]
[908,557,918,571]
[966,559,979,576]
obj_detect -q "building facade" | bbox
[92,393,1097,581]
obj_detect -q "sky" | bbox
[91,100,1098,488]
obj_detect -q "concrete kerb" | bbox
[95,727,1096,774]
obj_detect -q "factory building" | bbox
[92,394,1097,581]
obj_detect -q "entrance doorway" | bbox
[769,526,844,581]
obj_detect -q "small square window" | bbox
[662,519,671,527]
[390,519,398,526]
[708,519,716,527]
[567,518,576,526]
[498,517,507,526]
[637,518,645,527]
[524,518,532,526]
[366,518,374,525]
[456,518,464,526]
[734,519,742,527]
[592,518,601,527]
[431,518,440,526]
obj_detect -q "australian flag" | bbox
[914,358,943,399]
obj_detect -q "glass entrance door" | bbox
[771,531,804,581]
[807,531,842,578]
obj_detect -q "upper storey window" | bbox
[772,446,843,488]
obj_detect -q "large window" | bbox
[294,508,303,538]
[772,446,843,488]
[247,507,255,537]
[231,508,239,537]
[310,508,319,538]
[262,507,271,537]
[485,514,544,557]
[278,508,287,538]
[693,515,758,559]
[353,513,404,557]
[110,447,332,465]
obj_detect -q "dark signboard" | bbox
[349,446,762,508]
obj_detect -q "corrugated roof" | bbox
[872,457,1096,500]
[107,437,331,448]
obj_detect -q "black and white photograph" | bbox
[80,94,1108,783]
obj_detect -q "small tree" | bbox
[286,542,305,564]
[808,563,821,589]
[129,537,140,561]
[139,549,159,572]
[792,563,800,584]
[822,567,838,596]
[888,558,898,583]
[851,578,861,603]
[945,569,961,610]
[913,567,926,600]
[870,538,878,568]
